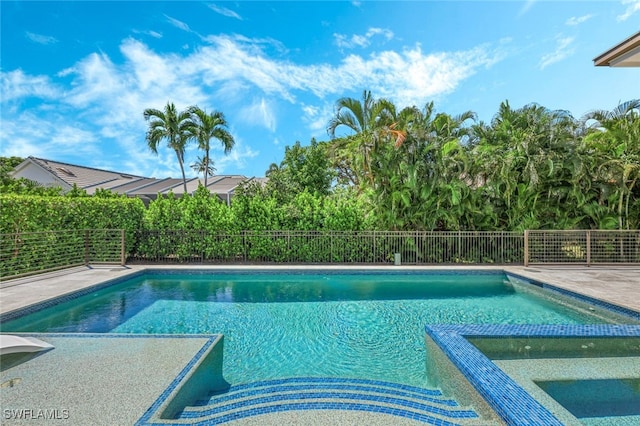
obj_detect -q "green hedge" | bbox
[0,194,145,240]
[0,195,144,277]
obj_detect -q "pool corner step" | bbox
[177,377,481,425]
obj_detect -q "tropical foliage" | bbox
[265,139,335,202]
[2,95,639,237]
[324,95,640,231]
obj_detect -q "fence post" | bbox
[84,230,90,265]
[523,230,529,267]
[373,230,376,263]
[586,230,591,267]
[120,229,126,266]
[331,232,334,263]
[242,231,247,262]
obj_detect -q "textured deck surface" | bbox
[0,335,210,425]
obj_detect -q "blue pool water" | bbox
[536,379,640,422]
[1,271,614,388]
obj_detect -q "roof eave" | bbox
[593,31,640,67]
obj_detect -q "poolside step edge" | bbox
[178,398,479,425]
[177,392,478,423]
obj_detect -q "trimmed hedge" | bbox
[0,194,145,236]
[0,195,145,277]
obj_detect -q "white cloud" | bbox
[1,69,60,102]
[186,35,501,108]
[367,28,394,41]
[334,27,394,49]
[204,34,288,55]
[301,102,334,136]
[132,29,163,39]
[212,140,259,174]
[566,14,593,26]
[618,0,640,21]
[0,112,101,159]
[165,15,192,32]
[539,36,575,69]
[208,4,243,20]
[120,38,179,93]
[335,45,503,108]
[518,0,537,17]
[63,52,128,108]
[49,126,101,153]
[241,98,276,132]
[25,32,58,45]
[1,34,504,177]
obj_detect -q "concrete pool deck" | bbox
[1,265,639,425]
[0,335,213,425]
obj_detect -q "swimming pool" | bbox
[1,270,631,391]
[3,268,640,424]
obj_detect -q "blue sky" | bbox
[1,1,639,179]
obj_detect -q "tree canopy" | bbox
[3,95,639,232]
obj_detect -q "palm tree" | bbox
[144,102,194,193]
[326,90,398,186]
[190,156,216,181]
[188,106,235,187]
[583,99,640,229]
[473,101,583,229]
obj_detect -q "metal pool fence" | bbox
[0,229,126,279]
[2,229,638,279]
[524,230,640,266]
[128,230,523,265]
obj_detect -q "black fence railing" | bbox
[4,229,639,280]
[0,229,125,279]
[128,230,524,265]
[525,230,640,266]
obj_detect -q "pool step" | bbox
[176,377,481,425]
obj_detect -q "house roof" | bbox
[11,157,146,191]
[11,156,262,204]
[593,31,640,67]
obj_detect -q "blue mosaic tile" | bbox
[135,336,219,425]
[145,268,505,277]
[0,270,144,322]
[425,324,640,426]
[177,389,476,419]
[146,401,464,426]
[212,376,445,397]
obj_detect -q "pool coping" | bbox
[505,271,640,323]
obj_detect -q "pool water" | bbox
[536,379,640,422]
[1,271,614,388]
